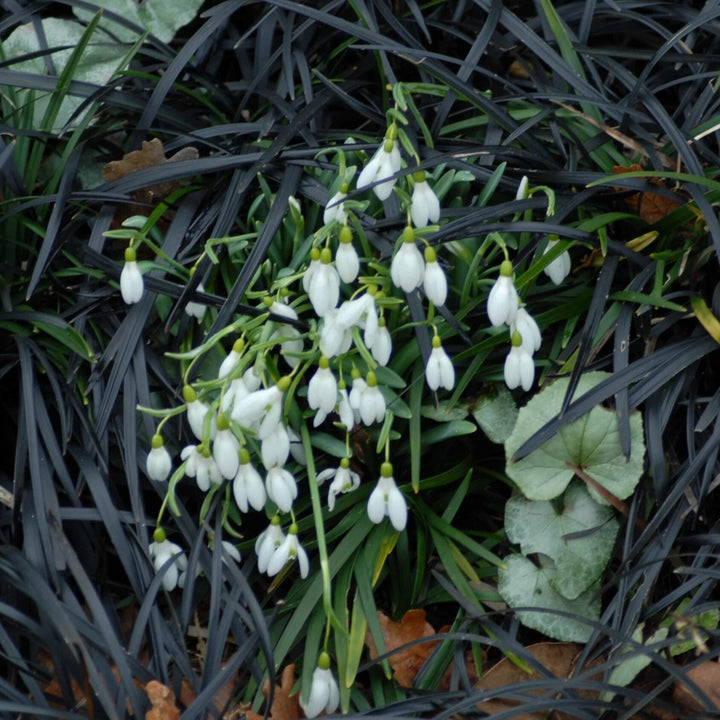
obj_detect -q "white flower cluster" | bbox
[487,259,543,392]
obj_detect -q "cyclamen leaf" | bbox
[505,484,619,599]
[471,385,518,444]
[505,372,645,502]
[498,554,600,643]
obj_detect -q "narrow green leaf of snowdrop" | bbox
[409,365,423,492]
[476,161,506,207]
[345,591,368,689]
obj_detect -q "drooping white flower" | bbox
[181,444,223,491]
[303,247,322,294]
[487,260,519,327]
[504,331,535,391]
[348,372,367,423]
[391,227,425,293]
[149,529,187,591]
[336,293,378,349]
[320,309,353,358]
[120,247,144,305]
[266,523,309,578]
[308,247,340,317]
[183,385,217,441]
[146,434,172,482]
[255,517,285,573]
[308,357,338,425]
[317,458,361,511]
[230,379,288,431]
[336,225,360,283]
[423,246,448,306]
[323,185,347,225]
[425,336,455,391]
[512,307,542,354]
[336,382,354,429]
[233,449,266,512]
[356,127,402,200]
[367,462,407,531]
[516,175,529,200]
[261,422,290,469]
[220,540,241,564]
[370,320,392,366]
[219,338,245,379]
[543,238,572,285]
[301,653,340,718]
[185,281,207,320]
[410,171,440,228]
[213,414,240,480]
[356,371,386,426]
[266,299,303,368]
[222,366,262,414]
[265,465,298,512]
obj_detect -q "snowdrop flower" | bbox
[336,381,355,429]
[185,281,207,320]
[367,462,407,531]
[255,517,285,573]
[120,247,143,305]
[487,260,519,327]
[348,370,367,423]
[220,540,241,564]
[233,448,266,512]
[323,184,347,225]
[301,652,340,718]
[516,175,529,200]
[181,444,223,491]
[261,422,290,469]
[146,434,172,482]
[336,225,360,283]
[149,529,187,591]
[287,426,307,465]
[222,366,261,414]
[423,246,447,306]
[410,170,440,228]
[356,125,402,200]
[512,307,542,354]
[308,357,338,426]
[219,338,245,379]
[391,226,425,293]
[320,309,353,358]
[266,523,309,578]
[231,378,288,432]
[543,237,572,285]
[183,386,216,441]
[317,457,361,510]
[370,319,392,366]
[265,465,298,512]
[425,335,455,391]
[308,247,340,317]
[504,331,535,391]
[336,293,378,349]
[213,414,240,480]
[354,371,386,426]
[303,247,322,294]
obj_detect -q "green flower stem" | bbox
[300,421,349,639]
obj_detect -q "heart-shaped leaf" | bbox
[505,372,645,502]
[505,484,619,599]
[498,554,600,643]
[471,385,518,444]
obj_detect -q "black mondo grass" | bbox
[1,0,720,718]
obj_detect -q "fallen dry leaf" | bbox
[145,680,180,720]
[613,164,684,225]
[365,609,447,688]
[672,659,720,712]
[474,642,600,720]
[245,664,302,720]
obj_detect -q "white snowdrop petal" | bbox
[366,485,386,524]
[423,261,448,306]
[213,429,240,479]
[120,261,144,304]
[371,326,392,366]
[336,242,360,283]
[387,485,408,531]
[487,276,519,327]
[146,446,172,482]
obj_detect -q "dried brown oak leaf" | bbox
[145,680,180,720]
[245,663,302,720]
[613,164,684,225]
[103,138,199,206]
[365,609,445,688]
[672,659,720,712]
[474,642,601,720]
